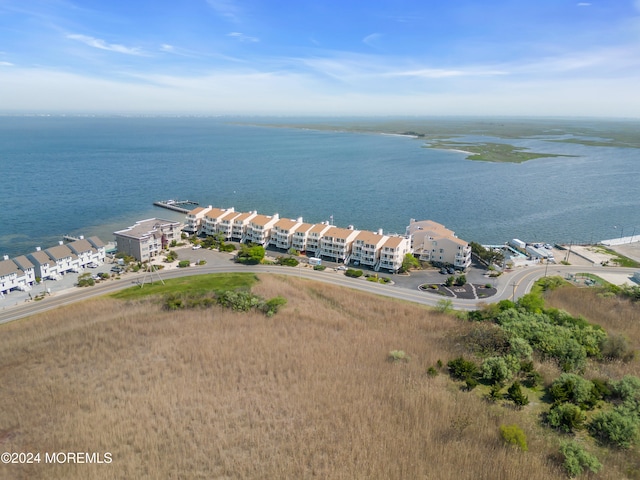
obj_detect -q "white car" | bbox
[192,244,202,250]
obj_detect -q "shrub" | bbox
[388,350,409,363]
[481,356,518,385]
[345,268,363,278]
[262,296,287,317]
[76,273,95,287]
[277,256,299,267]
[549,374,596,409]
[547,404,586,433]
[447,357,478,381]
[455,274,466,286]
[313,264,326,271]
[426,367,438,377]
[601,333,635,362]
[445,275,455,287]
[588,410,639,448]
[507,381,529,408]
[488,383,503,402]
[220,243,236,252]
[436,299,453,313]
[178,260,191,268]
[559,441,601,478]
[499,424,528,451]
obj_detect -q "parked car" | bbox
[192,244,202,250]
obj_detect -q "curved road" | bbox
[0,263,636,326]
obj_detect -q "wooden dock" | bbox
[153,200,200,214]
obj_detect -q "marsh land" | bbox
[1,274,638,479]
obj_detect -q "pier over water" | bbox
[153,200,200,214]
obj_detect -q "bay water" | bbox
[1,116,638,259]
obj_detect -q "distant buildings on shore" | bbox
[0,236,106,296]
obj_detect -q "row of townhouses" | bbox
[0,236,106,296]
[184,207,472,272]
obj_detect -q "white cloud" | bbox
[67,34,145,56]
[227,32,259,43]
[207,0,241,22]
[577,3,591,6]
[160,44,175,52]
[363,33,381,47]
[0,61,14,67]
[386,68,508,78]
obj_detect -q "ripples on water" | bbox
[0,117,638,258]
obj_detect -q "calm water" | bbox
[1,116,639,258]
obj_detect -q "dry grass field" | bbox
[0,275,637,479]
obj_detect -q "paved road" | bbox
[1,251,636,326]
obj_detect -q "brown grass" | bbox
[545,285,640,379]
[1,275,636,479]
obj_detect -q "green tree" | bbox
[447,357,478,382]
[547,404,587,433]
[445,275,455,287]
[481,356,518,385]
[507,380,529,408]
[549,374,596,409]
[588,410,639,449]
[455,274,467,286]
[400,253,421,272]
[237,244,265,264]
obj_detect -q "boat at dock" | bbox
[153,199,200,214]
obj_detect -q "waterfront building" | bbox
[407,219,472,270]
[291,222,315,253]
[67,236,106,266]
[27,249,59,280]
[244,213,280,246]
[351,230,388,268]
[184,206,213,235]
[229,211,256,241]
[114,218,182,262]
[306,223,333,257]
[271,217,304,251]
[202,207,236,237]
[0,255,36,294]
[378,236,412,272]
[318,226,360,263]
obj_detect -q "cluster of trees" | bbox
[236,244,265,265]
[443,276,640,475]
[445,274,466,287]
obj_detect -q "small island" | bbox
[424,141,576,163]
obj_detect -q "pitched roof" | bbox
[274,218,299,230]
[0,259,19,277]
[354,230,386,245]
[325,226,359,240]
[250,214,276,227]
[46,244,77,261]
[383,236,407,248]
[29,250,52,265]
[68,238,93,254]
[13,255,34,269]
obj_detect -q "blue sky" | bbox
[1,0,639,116]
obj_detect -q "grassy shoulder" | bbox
[110,272,258,300]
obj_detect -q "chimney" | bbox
[79,235,84,240]
[378,228,384,235]
[59,240,63,246]
[297,217,303,222]
[36,246,41,251]
[2,255,8,261]
[348,225,354,230]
